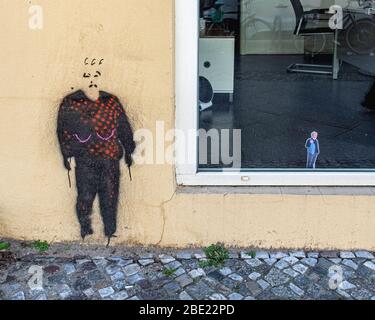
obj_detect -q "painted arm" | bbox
[117,99,136,167]
[57,98,72,171]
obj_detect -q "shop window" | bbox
[175,0,375,186]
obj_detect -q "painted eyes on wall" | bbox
[84,58,104,66]
[83,71,102,79]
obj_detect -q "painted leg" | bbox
[75,159,98,239]
[98,160,120,239]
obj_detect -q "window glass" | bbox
[198,0,375,170]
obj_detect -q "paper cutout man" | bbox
[305,131,320,169]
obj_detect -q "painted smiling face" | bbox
[82,57,104,89]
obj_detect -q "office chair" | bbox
[287,0,340,79]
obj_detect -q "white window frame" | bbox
[175,0,375,186]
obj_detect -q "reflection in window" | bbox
[198,0,375,170]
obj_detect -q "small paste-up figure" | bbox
[305,131,320,169]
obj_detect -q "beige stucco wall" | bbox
[0,0,375,250]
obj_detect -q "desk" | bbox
[199,30,235,102]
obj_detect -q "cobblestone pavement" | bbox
[1,248,375,300]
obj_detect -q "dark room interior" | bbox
[198,0,375,170]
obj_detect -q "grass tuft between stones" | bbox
[200,243,229,268]
[32,240,50,252]
[163,268,178,277]
[0,242,11,250]
[247,251,256,259]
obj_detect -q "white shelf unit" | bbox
[199,37,235,102]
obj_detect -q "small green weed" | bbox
[0,242,10,250]
[163,268,178,277]
[198,260,210,269]
[247,251,256,259]
[32,240,50,252]
[201,243,229,268]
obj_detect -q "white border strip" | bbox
[175,0,199,176]
[174,0,375,186]
[177,172,375,186]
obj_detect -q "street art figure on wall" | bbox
[305,131,320,169]
[57,57,136,246]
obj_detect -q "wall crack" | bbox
[155,190,177,246]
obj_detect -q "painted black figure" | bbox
[57,58,136,245]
